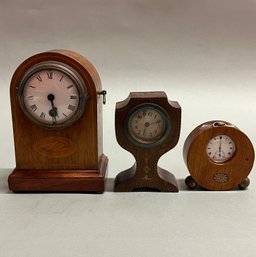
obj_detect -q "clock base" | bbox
[185,175,251,191]
[114,164,178,192]
[8,154,108,193]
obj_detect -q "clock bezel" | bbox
[125,103,171,148]
[17,61,88,129]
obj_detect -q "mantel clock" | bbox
[114,91,181,192]
[183,121,254,190]
[8,50,108,192]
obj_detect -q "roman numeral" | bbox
[26,95,34,100]
[67,85,74,89]
[70,95,78,99]
[47,72,53,79]
[36,75,42,82]
[67,104,76,112]
[40,112,46,119]
[30,104,37,112]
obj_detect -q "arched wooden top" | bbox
[10,49,101,96]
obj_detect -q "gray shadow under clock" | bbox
[0,170,242,193]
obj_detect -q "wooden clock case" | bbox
[8,50,108,193]
[114,91,181,192]
[183,121,254,190]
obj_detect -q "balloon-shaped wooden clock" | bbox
[8,50,108,192]
[114,92,181,192]
[183,121,254,190]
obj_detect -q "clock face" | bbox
[206,135,236,163]
[18,62,87,128]
[127,104,170,145]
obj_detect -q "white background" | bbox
[0,0,256,257]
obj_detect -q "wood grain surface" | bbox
[8,50,108,192]
[183,121,254,190]
[114,91,181,192]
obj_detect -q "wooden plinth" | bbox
[8,154,108,193]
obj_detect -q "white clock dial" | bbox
[206,135,236,163]
[18,62,87,128]
[128,106,167,144]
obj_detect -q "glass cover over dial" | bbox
[18,62,87,128]
[206,135,236,163]
[128,105,168,145]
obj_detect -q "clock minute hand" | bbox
[149,120,161,125]
[48,94,58,123]
[143,120,160,135]
[219,137,222,155]
[218,137,226,160]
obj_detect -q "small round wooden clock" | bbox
[114,91,181,192]
[8,49,108,192]
[183,120,254,190]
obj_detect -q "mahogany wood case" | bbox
[8,50,108,192]
[114,92,181,192]
[183,121,254,190]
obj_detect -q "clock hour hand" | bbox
[143,121,151,135]
[48,94,58,123]
[49,109,57,123]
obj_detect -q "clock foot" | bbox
[185,175,198,189]
[238,177,250,190]
[114,164,178,192]
[8,154,108,193]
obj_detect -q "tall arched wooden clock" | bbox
[114,91,181,192]
[8,50,108,193]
